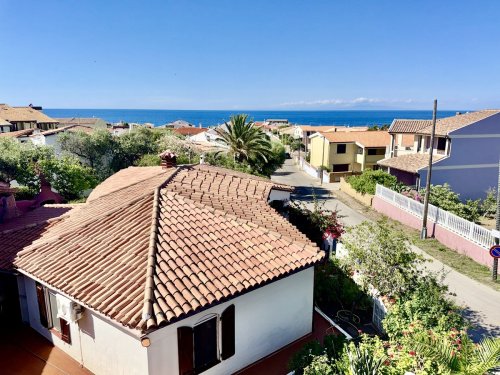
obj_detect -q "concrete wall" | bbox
[372,196,492,267]
[146,268,315,375]
[21,276,149,375]
[339,178,373,206]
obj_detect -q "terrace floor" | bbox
[0,325,92,375]
[236,311,337,375]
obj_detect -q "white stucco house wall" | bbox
[29,125,94,156]
[12,162,323,375]
[16,267,314,375]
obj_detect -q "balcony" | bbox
[385,146,415,159]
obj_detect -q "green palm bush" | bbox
[411,331,500,374]
[215,114,272,162]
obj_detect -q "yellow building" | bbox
[309,131,390,172]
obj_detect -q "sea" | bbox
[44,109,463,128]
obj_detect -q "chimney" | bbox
[0,186,20,222]
[159,150,177,169]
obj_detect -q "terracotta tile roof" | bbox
[173,127,207,136]
[389,119,432,134]
[87,166,172,202]
[318,131,390,148]
[378,153,445,173]
[298,125,337,132]
[299,125,370,133]
[322,126,370,132]
[35,125,94,136]
[390,110,500,137]
[418,110,500,136]
[0,205,75,270]
[0,117,12,126]
[0,128,38,138]
[14,165,322,332]
[0,104,58,124]
[54,118,106,126]
[0,186,17,195]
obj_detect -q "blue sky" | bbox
[1,0,499,110]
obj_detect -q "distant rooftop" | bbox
[0,104,58,124]
[54,117,108,127]
[390,110,500,136]
[316,130,390,148]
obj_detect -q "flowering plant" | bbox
[322,211,345,240]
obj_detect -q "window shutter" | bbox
[221,305,235,360]
[60,318,71,344]
[35,283,48,328]
[177,326,194,375]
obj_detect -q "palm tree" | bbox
[215,114,272,162]
[411,332,500,374]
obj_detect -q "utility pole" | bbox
[421,99,438,239]
[493,159,500,281]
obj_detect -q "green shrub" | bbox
[481,187,497,218]
[14,185,37,200]
[347,169,397,195]
[383,275,465,340]
[288,340,325,373]
[204,152,256,175]
[424,183,481,222]
[135,154,161,166]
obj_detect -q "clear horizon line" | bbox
[43,107,471,112]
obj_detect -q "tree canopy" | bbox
[216,114,273,163]
[0,138,97,200]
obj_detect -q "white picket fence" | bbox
[375,184,494,249]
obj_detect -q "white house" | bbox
[12,159,323,375]
[29,125,94,155]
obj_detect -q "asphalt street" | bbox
[272,159,500,339]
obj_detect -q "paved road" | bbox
[272,159,500,339]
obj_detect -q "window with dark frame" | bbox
[177,305,236,375]
[332,164,349,172]
[336,144,346,154]
[437,137,446,151]
[367,148,385,156]
[35,282,71,344]
[194,317,219,372]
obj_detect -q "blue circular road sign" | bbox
[489,245,500,258]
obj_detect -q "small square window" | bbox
[437,137,446,151]
[337,144,346,154]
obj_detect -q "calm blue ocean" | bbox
[44,109,462,127]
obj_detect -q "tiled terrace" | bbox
[236,311,337,375]
[0,325,92,375]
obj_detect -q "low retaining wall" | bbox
[339,178,373,206]
[372,196,492,268]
